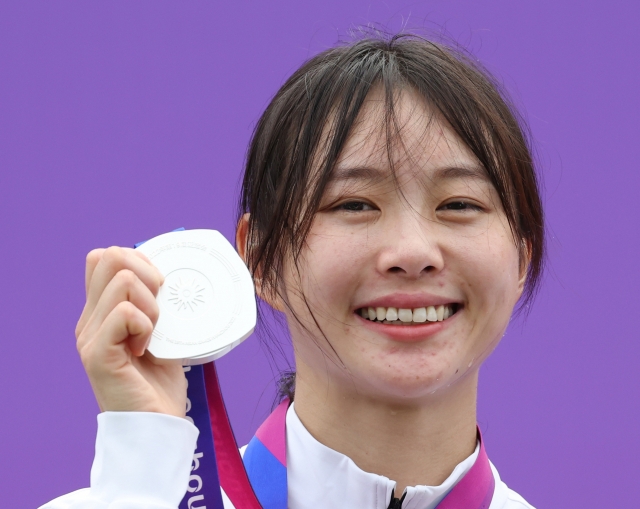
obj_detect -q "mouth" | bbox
[356,304,460,325]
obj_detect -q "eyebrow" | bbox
[430,165,490,183]
[328,164,490,184]
[328,166,389,184]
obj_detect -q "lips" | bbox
[353,294,461,341]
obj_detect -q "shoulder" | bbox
[489,462,536,509]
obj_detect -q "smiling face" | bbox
[276,87,526,404]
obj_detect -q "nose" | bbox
[375,218,445,279]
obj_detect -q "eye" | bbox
[336,200,375,212]
[439,200,482,212]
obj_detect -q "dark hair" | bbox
[238,33,544,401]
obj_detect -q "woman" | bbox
[42,33,542,509]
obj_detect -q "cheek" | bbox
[422,226,507,348]
[453,232,521,367]
[457,227,521,304]
[301,231,370,307]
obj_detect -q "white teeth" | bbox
[360,304,456,323]
[398,308,412,322]
[412,307,427,322]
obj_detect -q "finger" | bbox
[78,247,163,337]
[87,301,154,368]
[84,247,163,301]
[78,269,160,350]
[131,248,153,266]
[87,246,163,310]
[85,249,106,297]
[78,248,107,338]
[132,249,165,285]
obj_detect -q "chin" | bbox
[357,365,464,403]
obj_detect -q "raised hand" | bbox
[75,246,187,417]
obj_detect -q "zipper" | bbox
[387,489,406,509]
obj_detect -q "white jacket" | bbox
[39,404,534,509]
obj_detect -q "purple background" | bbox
[1,1,638,507]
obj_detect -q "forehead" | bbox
[333,86,483,182]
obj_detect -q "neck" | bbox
[292,365,478,494]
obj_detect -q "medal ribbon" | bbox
[434,431,495,509]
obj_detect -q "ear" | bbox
[236,213,285,312]
[235,213,251,263]
[516,238,532,298]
